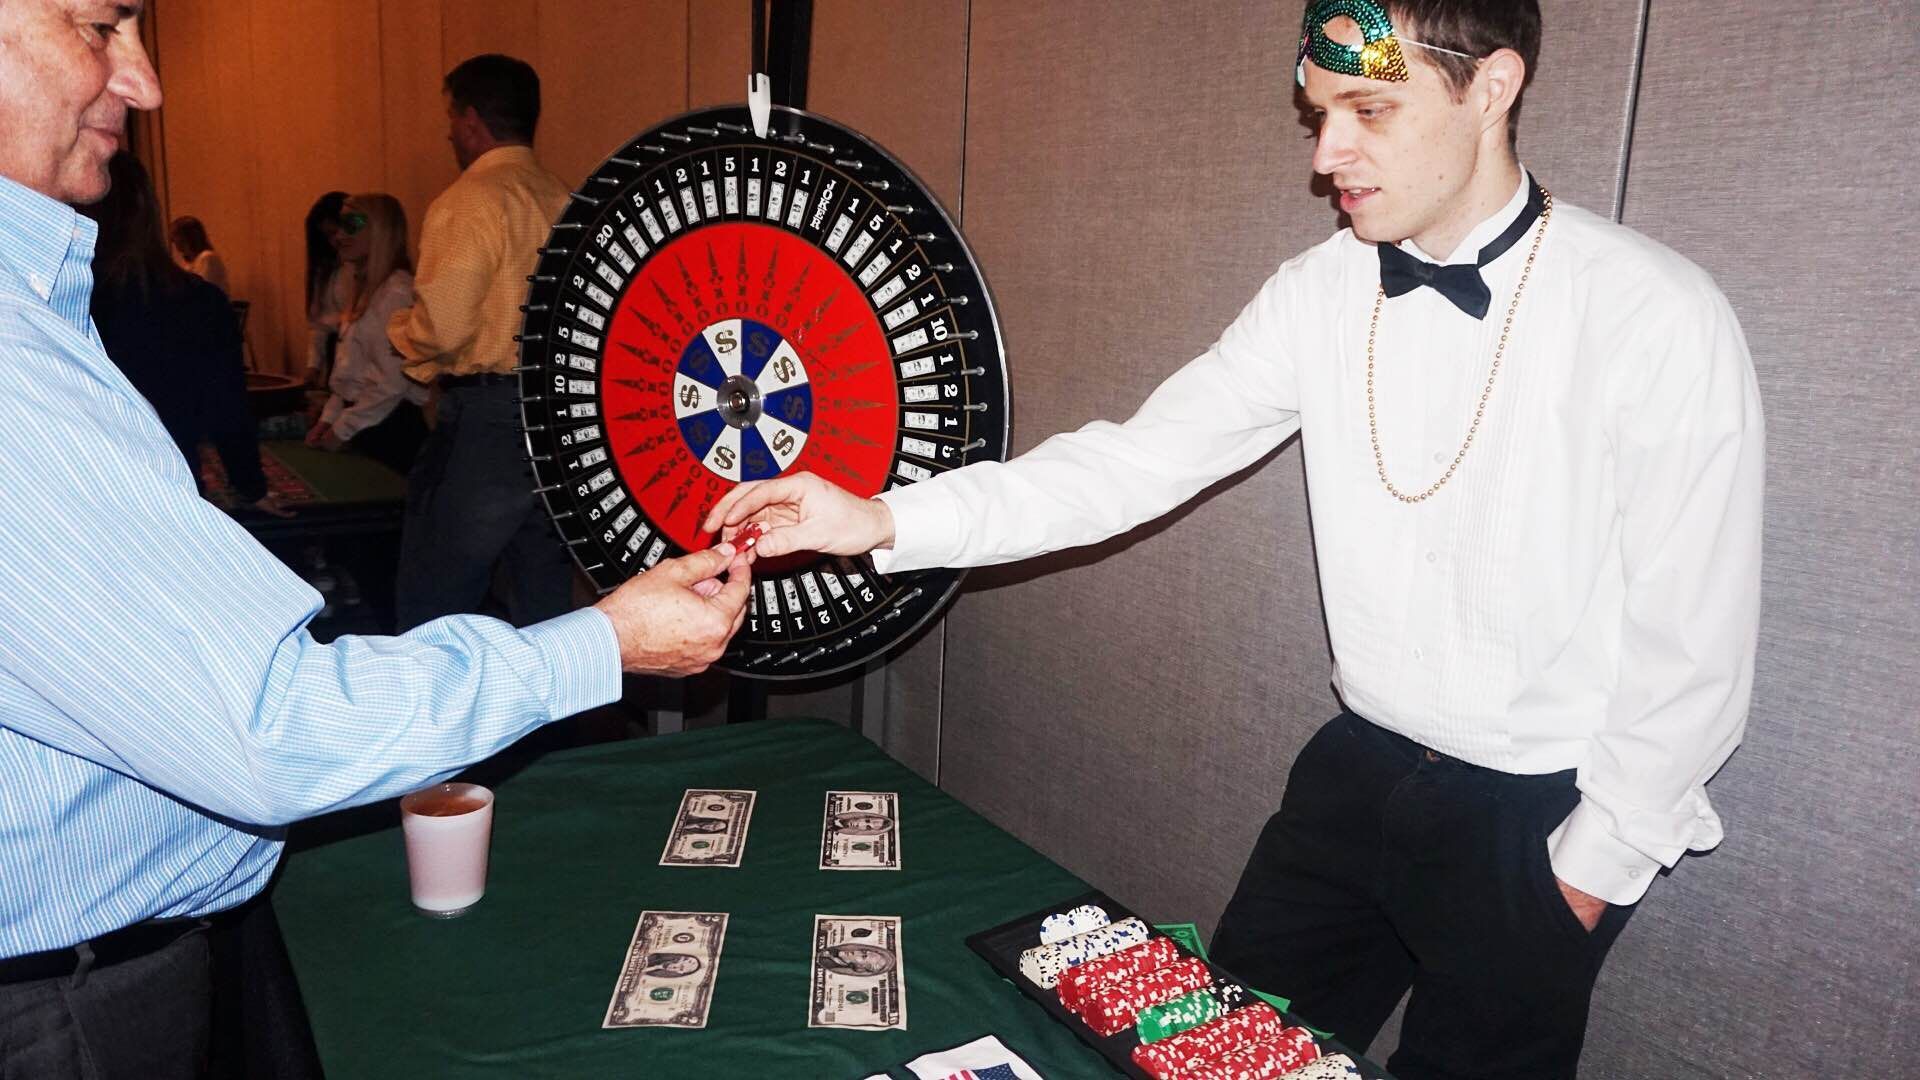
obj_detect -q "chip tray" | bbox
[966,890,1394,1079]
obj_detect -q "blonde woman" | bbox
[307,194,428,472]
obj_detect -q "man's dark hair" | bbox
[1390,0,1541,146]
[444,54,541,143]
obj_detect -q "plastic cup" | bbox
[399,782,494,918]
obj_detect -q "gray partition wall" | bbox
[1589,2,1920,1076]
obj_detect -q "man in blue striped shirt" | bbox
[0,4,751,1074]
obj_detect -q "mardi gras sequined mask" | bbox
[1295,0,1477,86]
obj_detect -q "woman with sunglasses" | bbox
[306,195,428,474]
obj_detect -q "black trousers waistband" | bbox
[0,917,208,986]
[441,372,517,388]
[1349,712,1577,788]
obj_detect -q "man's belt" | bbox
[441,372,517,388]
[0,916,207,986]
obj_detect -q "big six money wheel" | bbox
[517,106,1008,680]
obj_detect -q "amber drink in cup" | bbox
[399,782,494,917]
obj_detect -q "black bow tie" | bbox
[1376,180,1547,320]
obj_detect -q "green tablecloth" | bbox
[274,720,1121,1078]
[263,440,409,504]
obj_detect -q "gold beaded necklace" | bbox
[1365,189,1553,504]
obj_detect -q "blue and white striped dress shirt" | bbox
[0,175,622,957]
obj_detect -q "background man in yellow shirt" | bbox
[388,54,574,629]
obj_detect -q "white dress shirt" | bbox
[874,171,1764,905]
[320,269,427,441]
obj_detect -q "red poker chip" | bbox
[1057,936,1181,1013]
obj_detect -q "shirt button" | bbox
[1432,450,1446,464]
[1412,646,1424,661]
[1627,869,1642,879]
[1425,550,1439,564]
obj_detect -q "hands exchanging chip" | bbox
[594,471,891,678]
[700,471,894,559]
[594,544,753,676]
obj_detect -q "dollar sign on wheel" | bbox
[679,383,702,409]
[771,429,795,456]
[773,357,796,383]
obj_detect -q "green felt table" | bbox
[214,439,408,545]
[273,719,1126,1078]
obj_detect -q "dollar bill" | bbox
[819,791,900,871]
[808,914,907,1030]
[659,789,755,868]
[602,911,727,1029]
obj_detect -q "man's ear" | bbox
[1475,47,1526,139]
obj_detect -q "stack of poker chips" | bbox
[1057,937,1182,1013]
[1132,1001,1289,1078]
[1017,916,1150,989]
[1180,1024,1320,1080]
[1134,982,1250,1043]
[1276,1055,1361,1079]
[1077,955,1213,1036]
[1021,903,1346,1080]
[1040,903,1110,943]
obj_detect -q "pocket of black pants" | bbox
[1513,794,1602,960]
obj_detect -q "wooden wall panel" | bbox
[378,0,456,255]
[535,0,688,187]
[147,0,266,360]
[247,0,387,379]
[687,2,751,110]
[439,0,540,79]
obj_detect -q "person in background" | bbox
[167,213,227,294]
[85,151,285,518]
[306,194,428,474]
[387,53,576,630]
[302,190,349,388]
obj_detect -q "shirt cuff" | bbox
[870,486,960,573]
[522,607,623,719]
[1546,798,1664,906]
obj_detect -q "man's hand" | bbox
[700,471,894,559]
[304,421,334,449]
[1555,877,1606,932]
[594,545,751,676]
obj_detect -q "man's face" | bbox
[0,1,160,204]
[1301,17,1481,249]
[445,96,484,170]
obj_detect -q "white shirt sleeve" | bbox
[1547,271,1765,905]
[874,266,1308,572]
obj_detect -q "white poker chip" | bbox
[1277,1054,1360,1080]
[1017,917,1150,988]
[1039,903,1110,945]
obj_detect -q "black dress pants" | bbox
[1211,712,1635,1080]
[395,381,575,630]
[0,927,210,1079]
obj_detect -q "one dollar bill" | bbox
[808,914,907,1030]
[659,788,755,868]
[819,791,900,871]
[602,910,727,1029]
